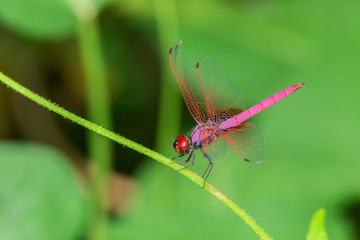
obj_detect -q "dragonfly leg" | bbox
[171,154,184,161]
[176,150,196,171]
[200,149,213,188]
[171,151,192,164]
[170,155,185,167]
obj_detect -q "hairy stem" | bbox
[0,72,272,240]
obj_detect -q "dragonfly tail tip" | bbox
[293,82,305,92]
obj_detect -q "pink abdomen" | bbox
[218,82,304,130]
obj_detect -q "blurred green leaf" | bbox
[306,209,329,240]
[0,141,88,240]
[90,0,121,10]
[0,0,77,39]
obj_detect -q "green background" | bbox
[0,0,359,239]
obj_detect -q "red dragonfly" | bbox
[169,41,305,184]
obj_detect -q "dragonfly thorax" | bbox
[191,123,219,149]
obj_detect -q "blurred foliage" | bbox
[0,141,88,240]
[0,0,360,239]
[306,209,329,240]
[0,0,77,39]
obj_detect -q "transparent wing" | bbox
[195,57,247,124]
[202,136,229,159]
[169,41,247,125]
[169,41,208,124]
[219,122,265,163]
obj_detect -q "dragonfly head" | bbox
[173,134,190,155]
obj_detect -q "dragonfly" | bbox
[169,41,305,185]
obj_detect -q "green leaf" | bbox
[0,141,88,240]
[0,0,77,39]
[306,209,329,240]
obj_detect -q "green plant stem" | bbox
[151,0,181,214]
[76,15,113,240]
[77,15,113,203]
[0,72,272,240]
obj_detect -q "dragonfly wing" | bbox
[169,41,208,124]
[196,57,247,124]
[202,136,229,159]
[219,122,265,163]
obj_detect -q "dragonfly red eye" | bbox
[173,134,190,155]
